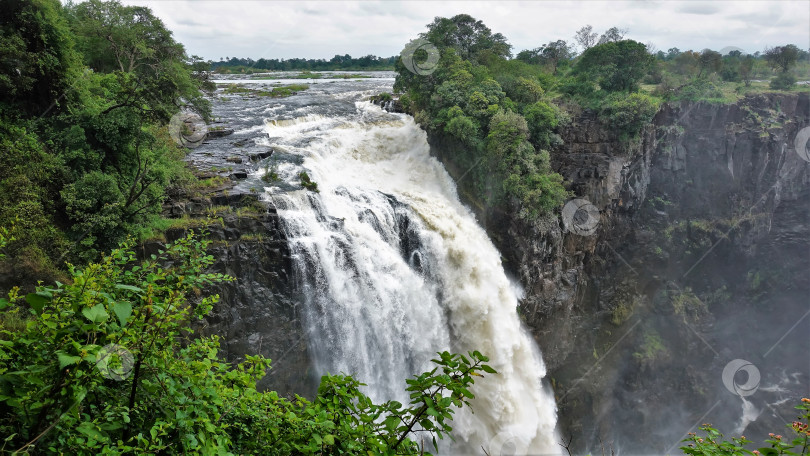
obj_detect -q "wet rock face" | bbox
[427,92,810,453]
[146,197,314,396]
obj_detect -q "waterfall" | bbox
[264,101,558,454]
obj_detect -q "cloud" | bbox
[677,3,722,15]
[121,0,810,60]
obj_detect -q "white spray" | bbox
[265,102,558,454]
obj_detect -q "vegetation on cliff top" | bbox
[394,15,806,221]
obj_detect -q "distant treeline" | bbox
[211,54,397,73]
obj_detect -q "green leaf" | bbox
[115,284,143,294]
[25,293,49,314]
[323,434,334,445]
[76,421,104,441]
[0,298,9,310]
[384,416,399,431]
[57,352,81,369]
[481,364,497,374]
[112,301,133,327]
[82,303,109,324]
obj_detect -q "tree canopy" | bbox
[764,44,801,73]
[0,0,213,288]
[574,39,654,92]
[422,14,512,63]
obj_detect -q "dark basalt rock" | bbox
[150,186,314,396]
[249,150,274,161]
[426,92,810,453]
[208,128,234,138]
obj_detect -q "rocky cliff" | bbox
[148,189,315,397]
[427,92,810,452]
[171,92,809,452]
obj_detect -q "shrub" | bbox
[681,399,810,455]
[669,78,724,101]
[0,233,497,454]
[299,171,319,192]
[770,72,796,90]
[524,101,566,148]
[599,92,661,140]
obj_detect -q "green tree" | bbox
[0,0,82,116]
[539,40,574,74]
[574,25,598,52]
[763,44,800,73]
[739,55,755,86]
[697,49,722,77]
[597,26,627,45]
[486,110,568,218]
[574,40,654,92]
[423,14,512,63]
[67,0,212,122]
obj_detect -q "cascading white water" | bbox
[263,101,558,454]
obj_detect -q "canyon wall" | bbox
[429,92,810,452]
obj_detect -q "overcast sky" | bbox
[119,1,810,61]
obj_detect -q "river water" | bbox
[198,72,559,454]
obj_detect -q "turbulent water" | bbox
[236,76,558,454]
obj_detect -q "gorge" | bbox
[174,75,809,454]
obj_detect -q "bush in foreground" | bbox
[0,232,494,454]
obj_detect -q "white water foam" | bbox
[266,102,558,454]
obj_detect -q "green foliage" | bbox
[599,92,661,140]
[574,40,654,92]
[486,111,568,218]
[260,164,281,184]
[422,14,511,63]
[666,78,725,102]
[395,15,569,220]
[0,233,495,453]
[265,84,309,97]
[524,101,566,148]
[770,73,797,90]
[299,171,319,192]
[632,329,667,366]
[763,45,801,73]
[0,0,82,116]
[0,0,211,278]
[681,399,810,455]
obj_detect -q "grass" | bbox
[257,84,309,98]
[641,79,810,104]
[221,83,309,98]
[135,216,225,243]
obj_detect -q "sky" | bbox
[117,0,810,61]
